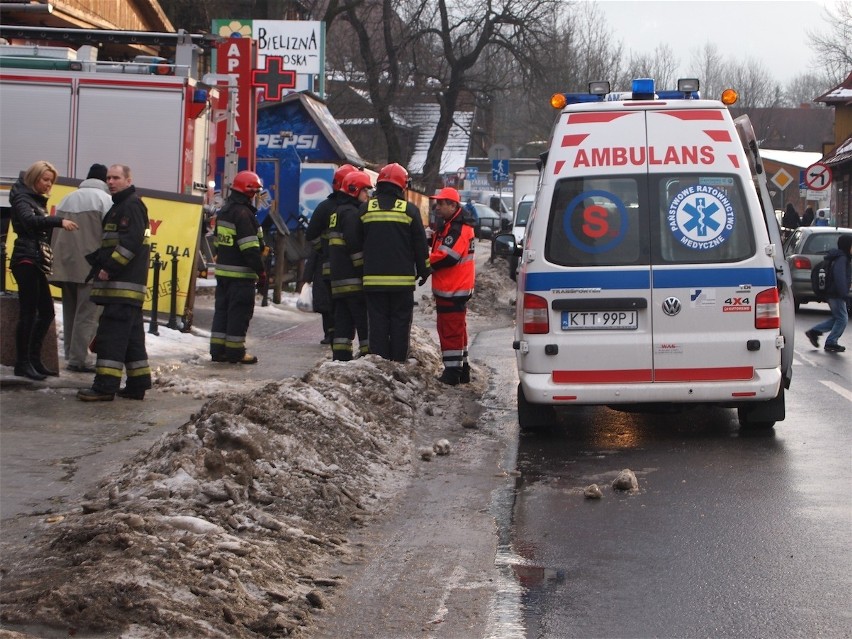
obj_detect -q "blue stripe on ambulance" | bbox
[524,267,776,292]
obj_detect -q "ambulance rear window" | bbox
[545,174,755,267]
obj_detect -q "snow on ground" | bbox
[0,259,517,638]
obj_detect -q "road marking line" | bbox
[820,380,852,402]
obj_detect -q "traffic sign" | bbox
[465,167,478,180]
[456,167,466,180]
[492,159,509,184]
[771,168,793,191]
[488,143,511,161]
[804,162,832,191]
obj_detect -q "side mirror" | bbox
[493,232,519,257]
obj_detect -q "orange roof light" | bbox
[721,88,738,105]
[550,93,567,110]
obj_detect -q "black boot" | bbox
[14,361,46,381]
[438,367,461,386]
[29,318,58,377]
[14,320,45,380]
[460,363,471,384]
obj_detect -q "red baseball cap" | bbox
[429,187,461,203]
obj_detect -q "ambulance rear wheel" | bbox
[517,383,555,430]
[737,388,784,431]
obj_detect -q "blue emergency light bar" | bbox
[552,77,702,108]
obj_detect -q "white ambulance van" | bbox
[494,78,794,430]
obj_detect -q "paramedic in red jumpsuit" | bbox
[429,187,476,385]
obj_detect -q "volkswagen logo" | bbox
[662,297,681,316]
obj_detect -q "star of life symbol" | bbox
[668,185,734,251]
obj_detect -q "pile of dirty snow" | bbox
[0,326,488,638]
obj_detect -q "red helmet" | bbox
[342,171,373,196]
[376,163,408,190]
[232,170,263,196]
[332,164,358,192]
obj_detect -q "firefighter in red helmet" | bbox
[305,164,360,346]
[359,163,431,361]
[327,171,373,360]
[210,170,266,364]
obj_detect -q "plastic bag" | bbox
[296,282,313,313]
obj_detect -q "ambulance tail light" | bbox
[754,288,780,329]
[522,294,550,334]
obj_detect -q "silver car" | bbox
[783,226,852,308]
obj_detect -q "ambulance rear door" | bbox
[538,108,654,387]
[644,106,780,384]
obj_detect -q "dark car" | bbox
[783,226,852,308]
[467,202,507,240]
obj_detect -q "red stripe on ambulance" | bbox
[567,112,632,124]
[561,133,589,147]
[704,129,732,142]
[658,109,725,121]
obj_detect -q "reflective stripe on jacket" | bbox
[91,185,150,307]
[360,193,431,291]
[430,206,475,298]
[214,191,264,280]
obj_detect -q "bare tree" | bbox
[785,72,833,107]
[686,42,727,101]
[808,0,852,83]
[412,0,560,191]
[725,57,775,109]
[624,44,679,90]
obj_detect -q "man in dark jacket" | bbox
[305,164,359,347]
[805,234,852,353]
[328,171,373,360]
[360,163,431,361]
[77,164,152,401]
[209,170,266,365]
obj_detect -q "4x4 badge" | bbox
[662,297,681,316]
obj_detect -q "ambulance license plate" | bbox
[562,310,638,330]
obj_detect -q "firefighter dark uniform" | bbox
[360,163,431,361]
[77,175,151,401]
[305,165,358,347]
[429,188,476,385]
[328,171,373,360]
[210,171,266,364]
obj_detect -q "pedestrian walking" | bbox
[428,187,476,385]
[9,160,79,381]
[49,163,112,373]
[360,163,431,361]
[801,206,815,227]
[209,170,266,365]
[804,234,852,353]
[77,164,151,401]
[813,209,830,226]
[305,164,359,347]
[781,203,800,231]
[328,171,373,361]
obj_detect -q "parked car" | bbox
[783,226,852,308]
[467,202,507,240]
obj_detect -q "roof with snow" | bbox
[815,71,852,105]
[759,149,823,169]
[399,104,473,176]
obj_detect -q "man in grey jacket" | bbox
[49,164,112,372]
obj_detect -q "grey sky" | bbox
[592,0,833,84]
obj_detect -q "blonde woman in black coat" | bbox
[9,160,78,380]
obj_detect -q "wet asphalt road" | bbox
[496,305,852,638]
